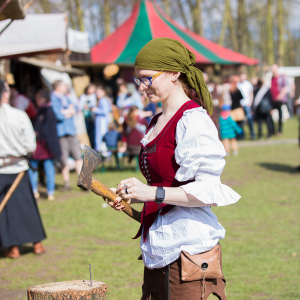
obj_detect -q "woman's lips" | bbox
[147,92,154,97]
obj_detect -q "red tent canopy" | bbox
[91,0,259,65]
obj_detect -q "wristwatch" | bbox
[155,186,165,203]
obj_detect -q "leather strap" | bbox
[0,156,27,168]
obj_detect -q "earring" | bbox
[172,77,176,82]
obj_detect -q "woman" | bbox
[79,83,97,148]
[252,79,273,139]
[0,81,46,258]
[122,105,148,171]
[92,85,111,152]
[219,105,242,156]
[107,38,240,299]
[229,75,244,140]
[28,89,61,201]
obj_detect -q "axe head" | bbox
[77,145,102,190]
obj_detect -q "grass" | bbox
[0,117,300,299]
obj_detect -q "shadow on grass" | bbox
[258,162,298,173]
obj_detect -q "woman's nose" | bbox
[139,83,148,92]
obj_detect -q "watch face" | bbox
[156,187,165,201]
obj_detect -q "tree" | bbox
[163,0,171,16]
[40,0,51,13]
[277,0,284,66]
[67,0,76,29]
[237,0,247,55]
[177,0,190,29]
[219,0,238,52]
[195,0,203,36]
[75,0,85,31]
[185,0,202,35]
[104,0,111,37]
[266,0,275,65]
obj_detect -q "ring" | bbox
[125,188,128,194]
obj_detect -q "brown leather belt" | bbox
[0,156,27,168]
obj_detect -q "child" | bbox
[219,105,242,156]
[103,122,122,169]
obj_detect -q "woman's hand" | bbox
[104,188,130,212]
[116,177,155,203]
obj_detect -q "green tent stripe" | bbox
[116,1,153,64]
[154,5,231,64]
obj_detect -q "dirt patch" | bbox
[0,289,26,300]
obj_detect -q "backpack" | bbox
[257,96,272,115]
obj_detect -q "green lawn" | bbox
[0,118,300,299]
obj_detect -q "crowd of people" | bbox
[208,64,293,156]
[1,63,297,201]
[2,77,163,200]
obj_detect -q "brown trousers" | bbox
[141,257,226,300]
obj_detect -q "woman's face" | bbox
[35,93,47,107]
[135,69,175,104]
[96,88,105,99]
[88,85,96,95]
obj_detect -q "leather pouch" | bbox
[181,243,223,281]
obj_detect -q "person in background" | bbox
[0,80,46,258]
[117,83,144,110]
[219,104,242,156]
[252,79,273,140]
[251,77,258,90]
[221,77,232,107]
[140,91,156,124]
[51,80,82,191]
[238,73,255,139]
[286,76,295,117]
[270,64,288,136]
[28,89,61,201]
[79,84,97,149]
[116,78,127,103]
[295,96,300,171]
[10,86,37,121]
[92,85,112,153]
[122,105,148,171]
[103,122,123,170]
[230,75,244,140]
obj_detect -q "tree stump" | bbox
[27,280,108,300]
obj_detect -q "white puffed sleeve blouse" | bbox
[140,106,241,269]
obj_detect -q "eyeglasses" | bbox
[133,71,163,86]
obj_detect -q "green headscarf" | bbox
[134,37,213,116]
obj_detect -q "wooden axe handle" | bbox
[90,178,141,223]
[0,171,25,215]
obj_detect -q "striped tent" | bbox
[91,0,259,65]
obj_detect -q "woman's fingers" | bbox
[118,187,133,200]
[116,177,137,194]
[110,187,117,193]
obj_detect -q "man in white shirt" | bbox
[238,73,255,139]
[0,80,46,258]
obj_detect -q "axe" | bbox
[77,146,141,223]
